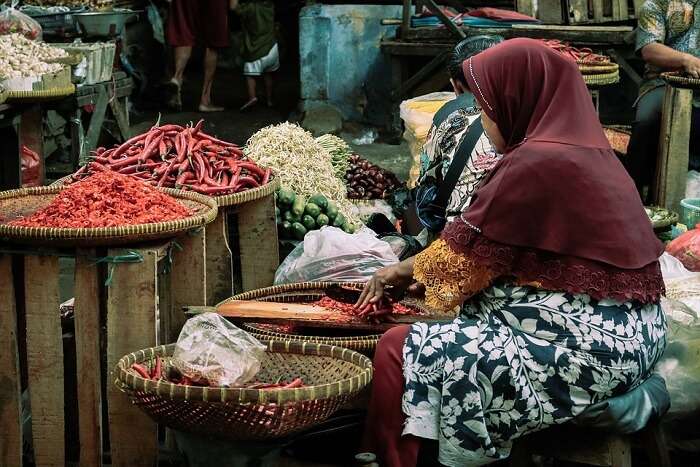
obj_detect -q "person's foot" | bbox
[198,103,225,112]
[167,78,183,111]
[240,97,258,111]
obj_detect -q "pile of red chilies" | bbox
[314,296,416,323]
[70,120,271,196]
[130,359,304,389]
[540,39,611,64]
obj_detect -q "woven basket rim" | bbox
[584,71,619,86]
[7,84,75,101]
[578,63,619,74]
[646,205,679,229]
[215,176,279,207]
[241,323,383,344]
[115,340,373,404]
[0,185,218,244]
[661,72,700,89]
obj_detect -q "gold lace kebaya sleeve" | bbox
[414,239,497,311]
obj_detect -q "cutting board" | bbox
[185,300,447,332]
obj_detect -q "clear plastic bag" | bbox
[0,1,42,40]
[656,296,700,419]
[171,313,267,387]
[274,226,399,284]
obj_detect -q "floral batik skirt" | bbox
[401,284,667,466]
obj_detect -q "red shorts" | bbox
[167,0,229,49]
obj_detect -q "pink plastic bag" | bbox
[0,2,42,40]
[21,145,40,188]
[666,227,700,271]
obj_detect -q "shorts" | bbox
[243,44,280,76]
[167,0,229,49]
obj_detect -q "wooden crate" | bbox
[0,233,206,467]
[205,192,280,305]
[517,0,630,24]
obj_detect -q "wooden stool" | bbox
[0,234,206,467]
[653,83,694,212]
[510,421,671,467]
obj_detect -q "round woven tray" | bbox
[215,176,279,208]
[52,174,278,208]
[646,206,679,230]
[578,63,619,75]
[0,185,218,246]
[221,282,435,354]
[661,72,700,90]
[115,340,373,440]
[584,70,619,86]
[7,85,76,102]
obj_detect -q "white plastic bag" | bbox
[0,1,42,40]
[171,313,266,387]
[274,226,399,284]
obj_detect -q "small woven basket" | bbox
[7,85,76,102]
[0,185,218,246]
[583,70,619,86]
[115,341,373,440]
[661,72,700,90]
[220,282,439,355]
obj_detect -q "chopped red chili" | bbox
[10,169,193,228]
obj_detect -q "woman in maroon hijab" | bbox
[358,38,667,466]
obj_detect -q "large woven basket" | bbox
[584,71,619,86]
[220,282,438,354]
[0,185,218,246]
[662,72,700,90]
[6,85,76,102]
[578,63,619,75]
[115,341,373,440]
[52,173,278,209]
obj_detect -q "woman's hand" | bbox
[683,54,700,79]
[355,257,416,310]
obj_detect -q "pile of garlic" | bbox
[0,33,68,80]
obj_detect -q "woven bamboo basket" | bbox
[215,176,279,207]
[52,173,278,208]
[115,341,373,440]
[6,85,76,101]
[646,206,679,230]
[583,70,619,86]
[578,63,619,75]
[661,72,700,90]
[0,185,218,246]
[220,282,436,354]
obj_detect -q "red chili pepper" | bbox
[261,168,271,185]
[283,378,304,389]
[152,357,162,380]
[131,363,151,379]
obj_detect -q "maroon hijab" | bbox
[461,38,662,269]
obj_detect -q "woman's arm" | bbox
[355,257,415,309]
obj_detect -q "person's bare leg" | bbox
[263,73,274,107]
[172,46,192,85]
[240,76,258,111]
[199,47,223,111]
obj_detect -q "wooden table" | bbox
[653,83,694,212]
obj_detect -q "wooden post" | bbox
[73,250,103,467]
[654,85,693,212]
[205,211,233,305]
[24,255,64,467]
[237,195,279,292]
[0,256,22,467]
[171,229,207,341]
[106,246,161,467]
[18,105,44,186]
[401,0,411,37]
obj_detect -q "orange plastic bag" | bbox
[666,227,700,271]
[21,145,40,187]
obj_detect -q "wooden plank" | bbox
[394,52,448,99]
[24,255,64,467]
[109,96,131,143]
[516,0,536,18]
[568,0,591,23]
[106,246,161,467]
[171,229,206,341]
[381,40,451,57]
[592,0,605,22]
[73,250,103,467]
[85,86,109,155]
[205,211,233,305]
[422,0,465,39]
[401,0,411,38]
[607,49,642,85]
[413,71,451,97]
[0,256,22,467]
[0,125,21,190]
[18,105,45,185]
[237,195,279,292]
[654,86,693,212]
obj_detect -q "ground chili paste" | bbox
[11,169,193,228]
